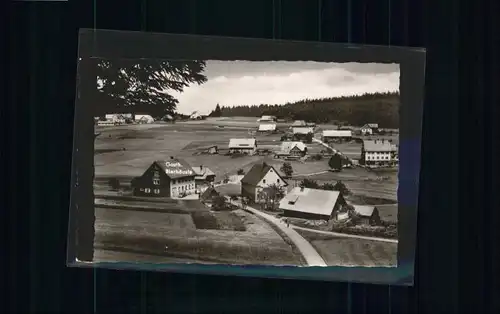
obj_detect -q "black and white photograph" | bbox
[91,58,401,267]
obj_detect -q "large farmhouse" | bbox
[228,138,257,155]
[241,163,288,203]
[279,187,347,221]
[322,130,353,143]
[361,139,398,165]
[275,141,307,159]
[132,157,196,197]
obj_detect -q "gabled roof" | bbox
[322,130,352,137]
[200,187,219,201]
[228,138,256,148]
[281,141,307,153]
[241,163,287,186]
[292,120,306,126]
[258,123,277,131]
[353,205,377,217]
[135,114,154,121]
[363,139,397,152]
[191,166,216,180]
[279,187,342,217]
[152,158,195,179]
[292,127,314,134]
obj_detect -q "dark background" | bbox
[6,0,499,313]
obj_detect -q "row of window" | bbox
[173,184,194,191]
[366,156,390,160]
[140,188,160,194]
[152,178,194,185]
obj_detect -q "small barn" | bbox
[135,115,155,124]
[322,130,353,143]
[200,187,220,205]
[228,138,257,155]
[258,123,277,132]
[258,115,276,122]
[360,123,379,135]
[241,163,288,203]
[197,145,218,155]
[352,205,382,225]
[292,120,306,127]
[279,187,347,221]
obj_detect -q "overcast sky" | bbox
[171,60,400,115]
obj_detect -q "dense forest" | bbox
[209,92,400,128]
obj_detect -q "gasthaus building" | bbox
[132,157,196,197]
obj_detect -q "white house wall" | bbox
[256,168,287,188]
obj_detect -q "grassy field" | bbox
[296,229,397,267]
[94,206,304,266]
[95,117,397,215]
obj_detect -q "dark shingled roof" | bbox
[241,163,288,187]
[241,163,273,185]
[200,187,219,201]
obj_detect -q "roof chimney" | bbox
[200,165,203,170]
[170,156,174,159]
[300,186,305,192]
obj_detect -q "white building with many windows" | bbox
[361,139,398,165]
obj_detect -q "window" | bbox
[154,189,160,194]
[263,179,266,184]
[277,179,280,183]
[140,188,144,191]
[154,171,160,177]
[153,179,160,185]
[145,188,151,193]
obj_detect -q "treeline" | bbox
[212,92,400,128]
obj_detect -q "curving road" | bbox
[228,198,327,267]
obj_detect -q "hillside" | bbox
[212,92,400,128]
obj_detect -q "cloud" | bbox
[171,61,400,115]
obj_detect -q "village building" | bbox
[258,115,276,122]
[241,163,288,203]
[306,122,317,128]
[352,205,382,225]
[292,120,307,127]
[199,186,220,206]
[132,157,196,198]
[275,141,307,159]
[361,139,398,165]
[360,123,379,135]
[258,123,277,133]
[322,130,353,143]
[196,145,219,155]
[104,114,126,125]
[135,114,155,124]
[191,165,216,191]
[189,111,204,120]
[279,187,347,221]
[228,138,257,155]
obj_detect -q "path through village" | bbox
[239,202,328,267]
